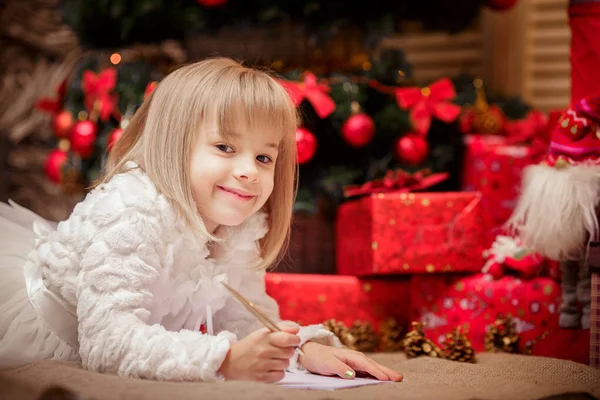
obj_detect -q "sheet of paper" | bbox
[275,372,394,390]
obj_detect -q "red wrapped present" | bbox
[462,134,545,245]
[336,191,486,276]
[265,273,410,331]
[410,274,589,364]
[482,235,551,280]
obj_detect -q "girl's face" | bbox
[189,119,280,234]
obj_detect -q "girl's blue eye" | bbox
[216,144,233,153]
[257,155,272,164]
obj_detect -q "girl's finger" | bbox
[378,364,403,382]
[261,370,286,383]
[324,356,356,380]
[268,331,301,348]
[340,352,389,381]
[279,325,300,335]
[264,345,296,360]
[266,358,290,372]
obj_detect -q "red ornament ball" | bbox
[296,127,317,164]
[342,113,375,147]
[396,134,429,166]
[196,0,227,7]
[71,120,98,159]
[45,149,68,183]
[52,110,73,138]
[107,128,124,151]
[485,0,519,11]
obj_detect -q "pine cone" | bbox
[323,319,351,346]
[403,321,441,359]
[441,327,476,363]
[484,316,520,354]
[379,317,404,352]
[523,331,549,355]
[347,321,379,353]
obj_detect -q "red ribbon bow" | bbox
[395,78,461,135]
[343,169,449,198]
[504,110,549,145]
[277,72,336,118]
[82,68,119,121]
[35,79,67,114]
[482,237,546,280]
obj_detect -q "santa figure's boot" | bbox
[577,260,591,329]
[559,260,582,328]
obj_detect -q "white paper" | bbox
[275,372,394,390]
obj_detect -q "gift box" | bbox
[462,134,544,244]
[336,191,486,276]
[265,273,410,331]
[410,274,589,364]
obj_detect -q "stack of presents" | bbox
[266,2,600,366]
[265,107,594,366]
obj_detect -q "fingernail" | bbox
[344,370,355,379]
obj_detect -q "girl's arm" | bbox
[75,174,235,381]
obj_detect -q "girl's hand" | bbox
[217,325,300,382]
[299,342,403,382]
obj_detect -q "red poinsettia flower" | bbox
[35,79,67,114]
[82,68,119,121]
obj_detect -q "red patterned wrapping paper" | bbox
[336,191,486,276]
[265,273,410,330]
[462,134,542,245]
[410,274,589,364]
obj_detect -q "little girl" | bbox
[0,57,402,383]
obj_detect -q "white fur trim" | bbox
[483,235,523,263]
[507,163,600,260]
[286,324,342,373]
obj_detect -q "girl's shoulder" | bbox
[71,162,175,226]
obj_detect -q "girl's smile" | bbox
[217,185,257,201]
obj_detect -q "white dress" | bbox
[0,162,339,380]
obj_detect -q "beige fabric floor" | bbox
[1,353,599,400]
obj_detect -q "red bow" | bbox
[504,110,549,144]
[82,68,119,121]
[35,79,67,114]
[343,169,449,198]
[395,78,461,135]
[278,72,336,118]
[482,236,546,280]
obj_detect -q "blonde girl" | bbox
[0,57,402,383]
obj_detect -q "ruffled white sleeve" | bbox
[76,171,235,381]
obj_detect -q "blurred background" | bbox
[0,0,568,274]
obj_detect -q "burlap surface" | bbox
[1,353,599,400]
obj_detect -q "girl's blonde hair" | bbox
[98,57,299,269]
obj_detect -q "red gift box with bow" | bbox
[461,113,550,245]
[336,171,487,276]
[410,273,589,364]
[265,273,410,331]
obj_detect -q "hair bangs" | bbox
[211,70,298,150]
